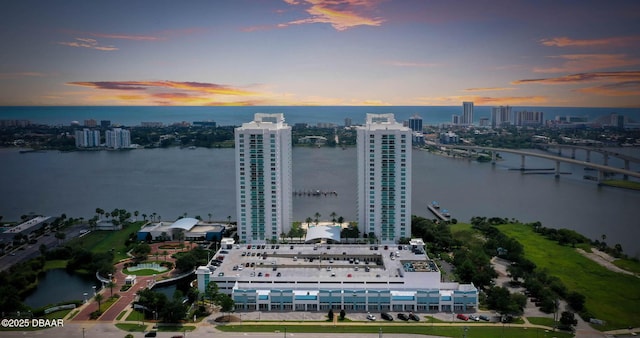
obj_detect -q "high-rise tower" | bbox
[462,102,474,125]
[408,114,423,132]
[235,113,292,244]
[357,114,412,244]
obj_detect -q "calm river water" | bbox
[1,147,639,257]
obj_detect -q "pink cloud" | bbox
[533,54,640,73]
[575,81,640,97]
[512,71,640,85]
[540,36,640,48]
[279,0,385,31]
[58,38,118,51]
[463,87,515,92]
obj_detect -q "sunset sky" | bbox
[1,0,639,107]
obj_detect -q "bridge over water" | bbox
[536,143,640,168]
[436,144,640,182]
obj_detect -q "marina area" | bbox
[427,201,452,221]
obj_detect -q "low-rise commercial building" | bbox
[196,239,478,313]
[137,218,225,242]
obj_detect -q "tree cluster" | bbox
[411,216,453,254]
[135,288,187,323]
[174,247,210,272]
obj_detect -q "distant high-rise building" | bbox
[235,113,292,244]
[408,114,423,132]
[451,115,460,125]
[84,119,97,128]
[357,114,411,244]
[75,128,101,148]
[462,102,474,125]
[105,128,131,149]
[100,120,111,128]
[479,117,490,127]
[514,111,544,126]
[491,106,512,127]
[344,118,352,128]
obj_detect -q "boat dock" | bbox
[427,201,451,221]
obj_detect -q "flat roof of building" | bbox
[208,243,441,290]
[2,216,51,234]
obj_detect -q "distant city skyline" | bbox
[1,1,639,107]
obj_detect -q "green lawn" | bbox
[527,317,556,327]
[122,268,167,276]
[498,223,640,331]
[612,258,640,274]
[217,324,572,338]
[600,180,640,191]
[65,223,142,261]
[125,309,145,322]
[43,259,68,270]
[115,323,147,332]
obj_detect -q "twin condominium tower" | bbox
[235,113,411,244]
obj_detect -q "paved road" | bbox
[0,222,87,271]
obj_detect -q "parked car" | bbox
[469,314,480,321]
[397,313,409,321]
[479,315,490,321]
[366,312,376,321]
[144,332,157,337]
[409,313,420,321]
[456,313,469,321]
[381,312,393,321]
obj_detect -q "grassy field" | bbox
[528,317,557,327]
[600,179,640,191]
[115,323,146,332]
[123,268,167,276]
[43,259,68,270]
[498,223,640,331]
[217,324,572,338]
[65,223,141,261]
[612,258,640,274]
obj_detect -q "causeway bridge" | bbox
[436,144,640,181]
[536,143,640,168]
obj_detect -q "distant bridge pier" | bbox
[598,170,605,182]
[491,151,496,165]
[571,148,576,159]
[555,161,561,178]
[586,150,591,162]
[520,155,526,170]
[603,153,609,166]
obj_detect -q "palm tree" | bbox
[142,213,147,221]
[314,212,321,225]
[163,250,168,261]
[227,215,231,224]
[208,213,212,222]
[94,293,104,313]
[95,208,104,220]
[337,216,344,225]
[330,212,337,224]
[134,210,139,221]
[305,217,313,226]
[106,281,115,297]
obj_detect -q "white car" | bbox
[469,314,480,321]
[366,313,376,321]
